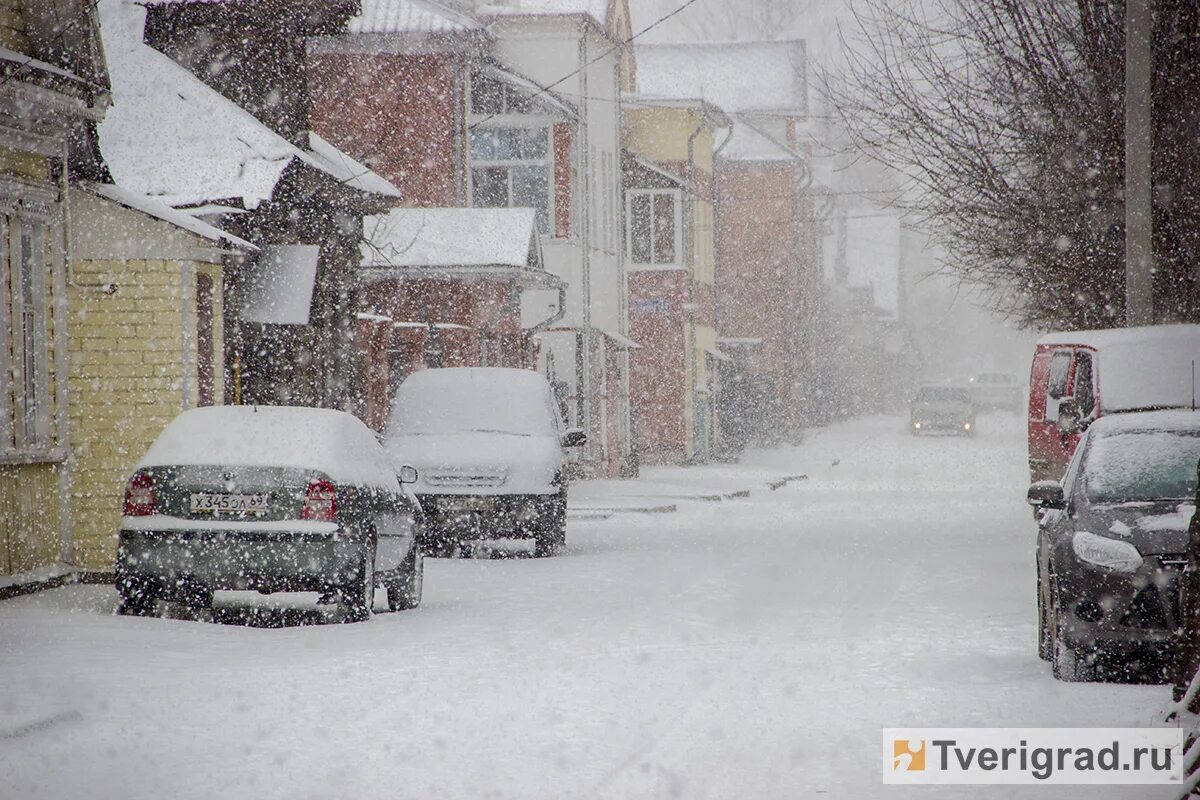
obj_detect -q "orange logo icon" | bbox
[893,739,926,771]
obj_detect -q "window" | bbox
[468,72,556,236]
[1074,352,1095,416]
[1047,350,1072,400]
[469,126,552,235]
[2,211,53,455]
[626,190,681,266]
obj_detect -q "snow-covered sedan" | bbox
[382,367,586,558]
[116,406,423,622]
[1030,411,1200,681]
[909,385,976,435]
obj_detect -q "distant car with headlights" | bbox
[969,372,1022,412]
[382,367,585,558]
[116,406,423,622]
[1029,410,1200,681]
[909,385,976,436]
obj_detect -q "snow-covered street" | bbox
[0,414,1173,799]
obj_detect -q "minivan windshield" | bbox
[916,387,969,403]
[1084,430,1200,503]
[388,372,558,438]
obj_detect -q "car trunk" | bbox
[138,465,325,522]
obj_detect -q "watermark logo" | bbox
[893,739,926,772]
[882,728,1183,785]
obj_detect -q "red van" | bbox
[1028,324,1200,482]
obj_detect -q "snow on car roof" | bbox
[1088,409,1200,435]
[138,406,399,491]
[1037,325,1200,413]
[1036,323,1200,349]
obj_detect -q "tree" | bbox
[822,0,1200,330]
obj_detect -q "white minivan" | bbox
[382,367,586,557]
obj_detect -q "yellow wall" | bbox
[622,106,716,174]
[68,258,223,569]
[0,0,27,53]
[0,464,61,573]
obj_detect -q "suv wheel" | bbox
[116,576,158,617]
[1051,586,1096,681]
[533,489,567,558]
[387,543,424,612]
[340,542,376,623]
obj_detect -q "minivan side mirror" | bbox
[398,465,419,485]
[1027,480,1066,509]
[561,428,587,448]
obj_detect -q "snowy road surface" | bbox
[0,414,1174,799]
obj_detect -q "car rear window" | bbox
[1084,430,1200,503]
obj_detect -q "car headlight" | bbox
[1071,531,1142,574]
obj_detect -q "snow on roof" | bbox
[138,405,400,492]
[362,207,539,269]
[349,0,482,34]
[84,182,257,250]
[97,0,397,209]
[636,41,807,116]
[97,0,313,208]
[307,132,401,198]
[476,0,609,26]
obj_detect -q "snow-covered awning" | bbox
[84,182,256,251]
[361,207,562,289]
[97,0,400,209]
[241,245,319,325]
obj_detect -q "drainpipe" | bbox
[712,123,734,337]
[685,119,705,460]
[526,282,567,368]
[56,142,74,567]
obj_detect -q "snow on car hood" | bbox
[382,432,562,495]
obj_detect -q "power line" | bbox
[468,0,704,131]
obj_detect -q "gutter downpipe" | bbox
[711,123,735,336]
[56,141,74,566]
[685,118,705,461]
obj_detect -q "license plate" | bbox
[190,492,270,515]
[439,496,493,512]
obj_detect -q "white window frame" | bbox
[467,72,559,238]
[625,189,684,269]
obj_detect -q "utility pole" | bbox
[1125,0,1155,326]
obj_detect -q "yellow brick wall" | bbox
[0,0,28,54]
[68,258,224,570]
[0,463,61,573]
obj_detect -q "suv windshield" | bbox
[916,387,969,403]
[1084,430,1200,503]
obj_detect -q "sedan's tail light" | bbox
[123,472,156,516]
[301,478,337,521]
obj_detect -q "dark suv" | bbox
[1030,411,1200,681]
